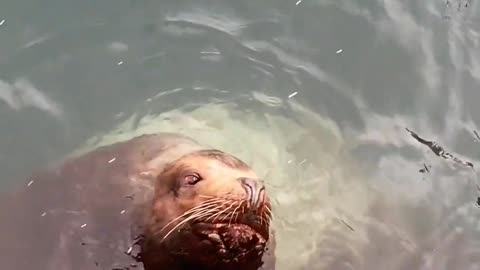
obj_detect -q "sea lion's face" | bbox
[144,150,272,269]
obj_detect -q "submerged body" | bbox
[0,133,275,270]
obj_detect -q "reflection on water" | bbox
[1,0,480,269]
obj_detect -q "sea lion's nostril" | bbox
[239,177,265,209]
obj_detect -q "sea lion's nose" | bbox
[239,177,265,209]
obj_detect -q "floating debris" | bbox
[27,180,34,187]
[120,210,126,214]
[126,246,133,255]
[419,163,431,174]
[0,19,4,26]
[443,0,472,20]
[287,160,293,164]
[405,128,474,169]
[473,130,480,141]
[288,91,298,98]
[117,61,124,65]
[339,219,355,231]
[125,195,135,200]
[108,157,116,163]
[41,212,47,217]
[81,223,87,228]
[446,0,471,10]
[298,159,307,165]
[296,0,302,5]
[336,49,343,54]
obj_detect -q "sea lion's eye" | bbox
[184,174,201,185]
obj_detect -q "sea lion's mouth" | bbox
[190,210,270,239]
[189,221,268,261]
[158,220,269,267]
[193,219,268,239]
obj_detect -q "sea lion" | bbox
[0,132,275,270]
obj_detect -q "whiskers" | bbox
[262,204,274,223]
[156,193,273,242]
[158,197,226,241]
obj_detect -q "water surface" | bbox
[1,0,480,269]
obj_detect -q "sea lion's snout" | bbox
[238,177,266,209]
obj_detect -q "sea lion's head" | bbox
[142,149,272,270]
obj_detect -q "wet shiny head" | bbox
[142,149,272,269]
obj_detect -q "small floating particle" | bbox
[336,49,343,54]
[41,212,47,217]
[126,246,133,254]
[340,219,355,231]
[0,19,5,26]
[117,61,124,65]
[424,164,430,172]
[120,210,126,214]
[298,159,307,165]
[419,163,431,174]
[287,160,293,164]
[27,180,34,187]
[81,223,87,228]
[108,157,116,163]
[288,91,298,98]
[296,0,302,5]
[473,130,480,141]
